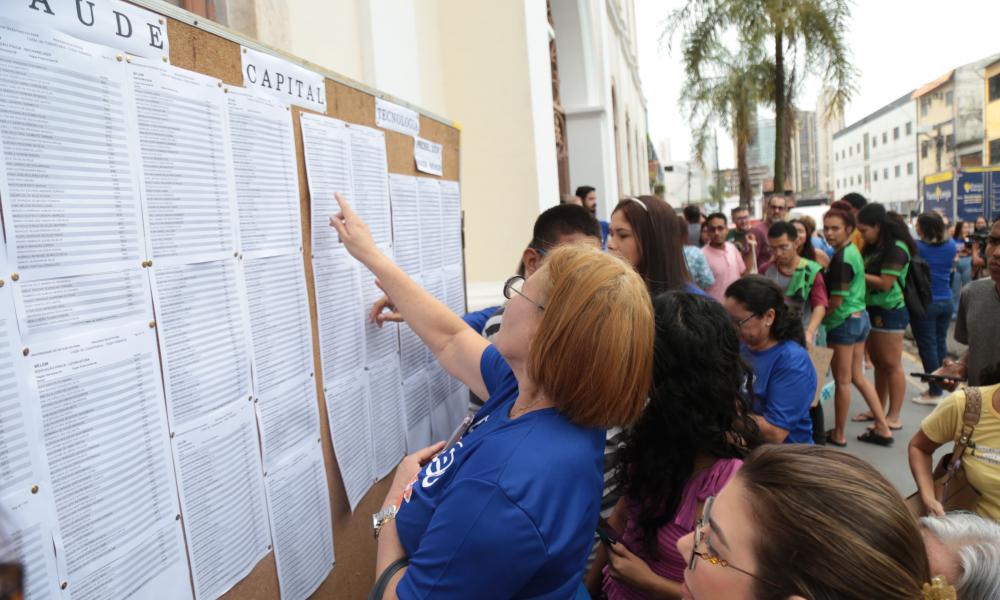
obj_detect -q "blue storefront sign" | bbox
[923,172,954,219]
[956,169,986,222]
[988,168,1000,222]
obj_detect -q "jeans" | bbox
[952,256,972,316]
[910,299,953,396]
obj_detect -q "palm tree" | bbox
[678,42,771,207]
[667,0,856,193]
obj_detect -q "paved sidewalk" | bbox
[818,350,950,495]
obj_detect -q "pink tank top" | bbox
[602,457,743,600]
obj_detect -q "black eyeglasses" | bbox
[688,496,780,588]
[732,313,759,330]
[503,276,545,311]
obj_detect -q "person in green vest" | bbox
[822,208,895,447]
[852,204,915,439]
[761,221,830,444]
[761,221,828,347]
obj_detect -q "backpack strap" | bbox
[948,386,983,474]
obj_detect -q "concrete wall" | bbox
[986,61,1000,165]
[833,100,917,206]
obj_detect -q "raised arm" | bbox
[330,194,489,399]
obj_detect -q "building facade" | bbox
[815,88,844,197]
[985,58,1000,165]
[832,92,918,211]
[163,0,649,307]
[790,110,818,193]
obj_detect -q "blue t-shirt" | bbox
[917,239,958,303]
[395,345,604,599]
[600,220,610,249]
[684,282,710,297]
[742,340,816,444]
[461,306,500,335]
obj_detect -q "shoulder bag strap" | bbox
[947,386,983,475]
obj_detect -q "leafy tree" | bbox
[667,0,856,193]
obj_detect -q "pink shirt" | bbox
[602,458,743,600]
[702,243,746,301]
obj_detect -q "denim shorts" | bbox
[827,312,871,346]
[867,305,909,333]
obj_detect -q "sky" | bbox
[636,0,1000,170]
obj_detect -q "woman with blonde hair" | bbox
[329,194,654,599]
[676,444,935,600]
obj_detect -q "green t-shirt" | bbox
[823,243,867,330]
[864,240,910,310]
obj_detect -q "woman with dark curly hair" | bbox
[585,292,760,599]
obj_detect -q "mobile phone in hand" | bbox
[596,518,620,546]
[910,372,967,383]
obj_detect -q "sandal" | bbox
[851,412,874,422]
[857,430,894,447]
[824,429,847,447]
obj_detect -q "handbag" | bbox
[906,386,983,517]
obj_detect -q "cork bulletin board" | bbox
[151,5,461,600]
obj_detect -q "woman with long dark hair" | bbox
[586,292,759,599]
[725,276,817,444]
[855,203,916,434]
[607,196,703,296]
[910,212,957,404]
[791,217,830,269]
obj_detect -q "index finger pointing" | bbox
[334,192,357,218]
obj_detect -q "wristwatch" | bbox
[372,504,398,539]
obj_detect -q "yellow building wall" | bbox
[916,81,956,178]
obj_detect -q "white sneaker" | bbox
[912,393,943,406]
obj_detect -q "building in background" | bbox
[915,53,1000,181]
[749,117,777,178]
[985,58,1000,165]
[790,109,818,194]
[832,92,918,213]
[815,88,844,198]
[162,0,649,308]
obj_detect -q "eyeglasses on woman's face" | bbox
[503,275,545,311]
[688,496,779,589]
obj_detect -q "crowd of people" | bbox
[327,184,1000,599]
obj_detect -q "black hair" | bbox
[575,185,595,200]
[613,196,692,294]
[618,292,761,555]
[731,206,749,218]
[841,192,868,210]
[705,212,727,224]
[916,212,946,244]
[951,219,968,241]
[725,276,806,347]
[682,204,701,223]
[786,219,818,262]
[767,221,798,242]
[857,203,916,256]
[528,203,601,250]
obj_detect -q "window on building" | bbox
[895,165,901,177]
[946,133,955,150]
[920,98,929,116]
[907,162,914,175]
[849,146,852,157]
[921,140,929,158]
[857,143,861,153]
[849,176,853,185]
[906,121,913,135]
[989,139,1000,165]
[945,90,954,106]
[882,132,888,144]
[873,137,877,148]
[883,168,889,179]
[893,127,899,140]
[990,75,1000,103]
[873,171,878,182]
